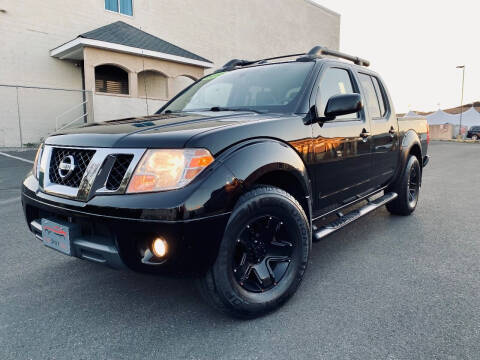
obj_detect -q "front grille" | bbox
[105,154,134,190]
[49,148,96,188]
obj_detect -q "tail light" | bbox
[426,125,430,145]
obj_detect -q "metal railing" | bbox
[0,84,93,148]
[55,99,89,131]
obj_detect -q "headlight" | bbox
[126,149,214,193]
[32,144,43,179]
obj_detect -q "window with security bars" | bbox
[95,65,129,95]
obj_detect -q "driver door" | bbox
[311,65,373,212]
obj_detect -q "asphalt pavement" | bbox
[1,142,479,360]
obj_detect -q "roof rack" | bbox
[214,46,369,73]
[300,46,370,67]
[214,53,305,73]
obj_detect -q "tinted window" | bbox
[317,68,359,120]
[372,77,387,117]
[359,73,381,118]
[161,62,314,114]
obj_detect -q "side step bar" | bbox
[312,192,398,242]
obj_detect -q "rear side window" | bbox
[371,77,387,117]
[358,73,381,118]
[317,68,359,120]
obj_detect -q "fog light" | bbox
[152,238,167,258]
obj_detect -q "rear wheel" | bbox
[386,155,421,216]
[197,186,310,318]
[472,135,478,141]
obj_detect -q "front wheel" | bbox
[472,135,478,141]
[386,155,421,216]
[197,186,310,318]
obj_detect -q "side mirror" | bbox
[316,93,363,122]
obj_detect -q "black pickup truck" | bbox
[22,46,429,318]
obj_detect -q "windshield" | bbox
[159,62,314,114]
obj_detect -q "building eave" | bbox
[302,0,340,17]
[50,38,214,68]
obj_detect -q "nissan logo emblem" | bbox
[58,155,76,179]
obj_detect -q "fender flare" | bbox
[217,138,312,217]
[390,130,423,189]
[401,129,423,166]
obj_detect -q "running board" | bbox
[312,192,398,242]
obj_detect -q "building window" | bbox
[105,0,133,16]
[95,65,129,95]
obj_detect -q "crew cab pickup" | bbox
[22,46,429,318]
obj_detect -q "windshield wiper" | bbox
[209,106,265,114]
[164,107,265,114]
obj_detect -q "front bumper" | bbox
[22,174,233,272]
[28,217,126,269]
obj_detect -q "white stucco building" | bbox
[0,0,340,147]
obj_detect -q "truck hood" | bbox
[45,111,272,149]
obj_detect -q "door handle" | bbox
[360,129,370,139]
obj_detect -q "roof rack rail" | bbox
[214,53,306,73]
[300,46,370,67]
[213,47,369,73]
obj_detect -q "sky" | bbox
[314,0,479,113]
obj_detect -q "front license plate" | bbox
[41,219,72,255]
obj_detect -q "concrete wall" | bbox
[429,124,470,140]
[0,85,91,147]
[0,0,340,88]
[429,124,454,140]
[94,94,166,122]
[0,0,340,145]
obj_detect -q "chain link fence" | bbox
[0,85,94,148]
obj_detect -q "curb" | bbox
[432,139,480,144]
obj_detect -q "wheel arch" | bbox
[408,143,422,164]
[217,139,312,221]
[389,130,423,190]
[401,130,423,167]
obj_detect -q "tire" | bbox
[472,135,478,141]
[386,155,421,216]
[197,186,310,318]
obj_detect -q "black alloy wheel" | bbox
[197,186,310,318]
[407,165,419,208]
[386,155,421,216]
[233,215,294,293]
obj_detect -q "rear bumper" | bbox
[22,179,231,273]
[422,155,430,167]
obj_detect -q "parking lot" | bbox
[1,142,479,360]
